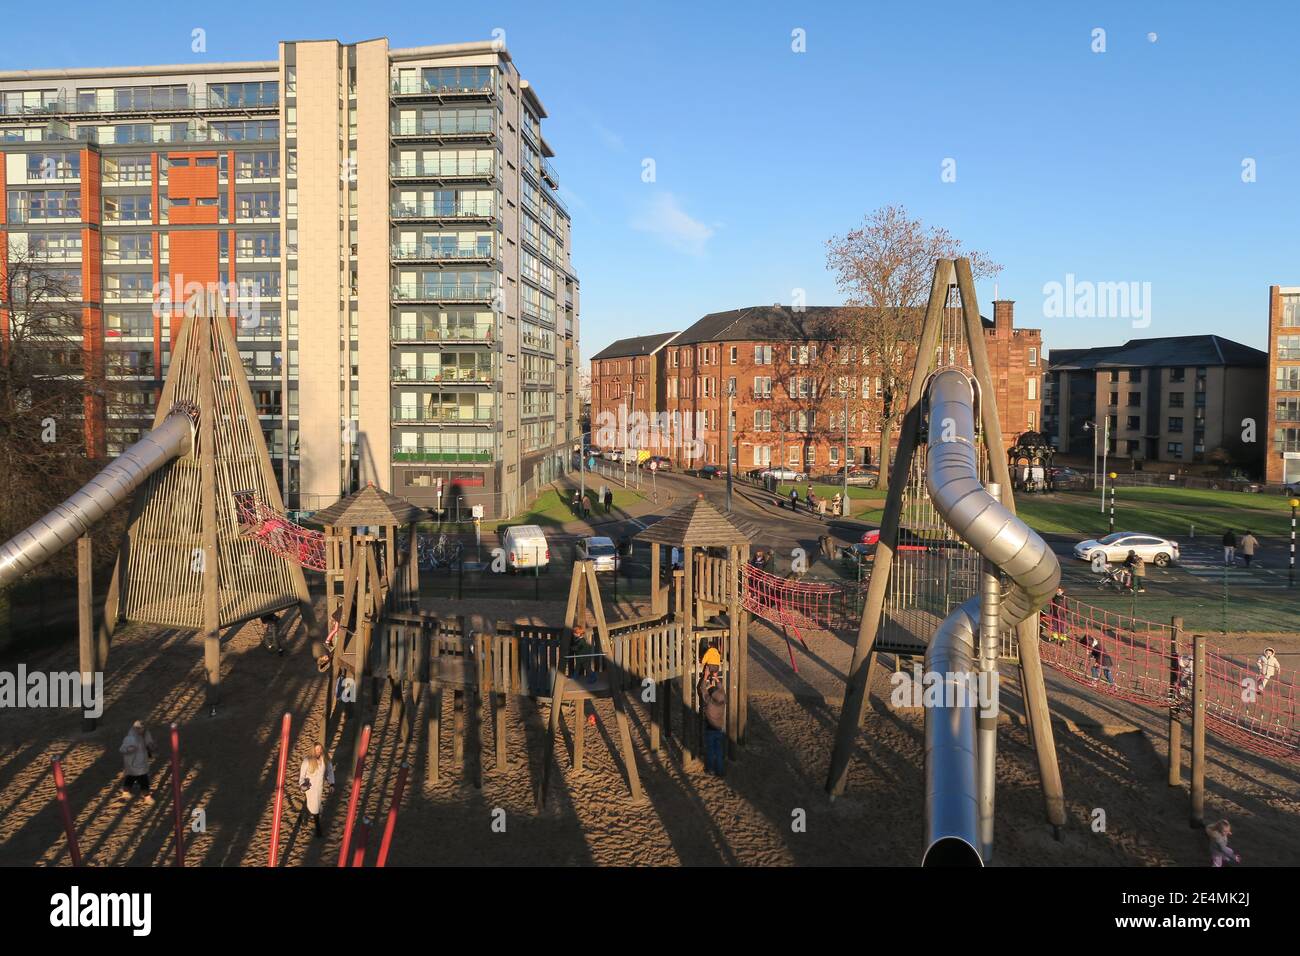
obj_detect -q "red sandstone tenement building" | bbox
[587,331,679,446]
[590,302,1042,472]
[1267,285,1300,486]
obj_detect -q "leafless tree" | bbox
[825,205,1001,491]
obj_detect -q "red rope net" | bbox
[740,565,842,668]
[233,491,327,572]
[1039,596,1299,763]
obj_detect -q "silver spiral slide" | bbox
[0,408,194,589]
[922,369,1060,865]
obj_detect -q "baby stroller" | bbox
[1096,565,1133,593]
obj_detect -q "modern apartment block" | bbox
[0,37,579,518]
[1266,286,1300,486]
[1043,335,1266,470]
[598,302,1041,473]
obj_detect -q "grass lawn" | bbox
[1084,588,1299,635]
[419,484,647,534]
[774,482,885,517]
[844,486,1295,539]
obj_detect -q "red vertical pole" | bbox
[267,712,291,867]
[375,761,409,868]
[169,723,185,866]
[337,724,372,867]
[350,817,371,867]
[51,758,82,867]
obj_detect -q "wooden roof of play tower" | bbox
[312,483,429,528]
[634,494,760,548]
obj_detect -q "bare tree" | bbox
[0,244,106,594]
[825,205,1001,492]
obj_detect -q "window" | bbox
[1027,347,1038,366]
[1126,416,1140,430]
[1279,336,1300,361]
[1168,391,1185,407]
[1128,392,1141,407]
[1168,416,1184,432]
[1109,392,1118,407]
[1275,397,1300,423]
[754,345,772,365]
[1277,367,1300,392]
[754,409,771,431]
[729,346,738,364]
[1169,367,1186,383]
[753,376,772,398]
[1130,368,1142,383]
[1027,378,1038,400]
[1166,442,1184,457]
[1281,294,1300,327]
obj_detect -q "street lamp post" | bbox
[725,383,735,512]
[842,387,850,517]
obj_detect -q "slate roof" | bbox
[1048,335,1266,371]
[589,331,681,361]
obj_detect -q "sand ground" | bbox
[1,596,1297,867]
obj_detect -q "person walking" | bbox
[1089,636,1115,685]
[1043,585,1069,643]
[832,492,843,517]
[817,495,827,517]
[259,612,284,655]
[1257,646,1280,693]
[1124,550,1146,593]
[1222,529,1237,567]
[697,647,727,775]
[805,487,816,513]
[1205,819,1242,867]
[298,743,335,838]
[117,719,156,805]
[788,489,799,512]
[1240,530,1259,568]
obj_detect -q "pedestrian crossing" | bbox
[1177,546,1293,589]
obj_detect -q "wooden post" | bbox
[197,314,222,715]
[452,690,465,768]
[726,545,741,759]
[681,545,699,769]
[426,683,442,785]
[76,536,97,732]
[573,699,585,771]
[651,544,663,615]
[1190,633,1206,827]
[537,629,570,809]
[826,262,952,797]
[1168,616,1183,787]
[957,257,1066,832]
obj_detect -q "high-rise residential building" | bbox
[1266,286,1300,486]
[595,303,1041,473]
[1044,335,1266,469]
[0,37,579,518]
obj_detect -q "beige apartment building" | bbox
[1266,286,1300,486]
[0,37,579,519]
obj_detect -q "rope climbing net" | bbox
[1039,595,1299,764]
[233,491,327,572]
[741,564,842,668]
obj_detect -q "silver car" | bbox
[576,535,621,572]
[1073,531,1180,567]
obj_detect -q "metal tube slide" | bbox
[921,369,1060,866]
[0,409,193,589]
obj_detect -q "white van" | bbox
[501,524,550,572]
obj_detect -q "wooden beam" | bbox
[77,535,96,732]
[955,256,1066,830]
[826,259,952,796]
[197,312,222,715]
[1190,633,1206,827]
[1168,616,1183,786]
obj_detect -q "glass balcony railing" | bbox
[391,242,494,261]
[6,204,81,222]
[391,323,495,343]
[391,365,494,384]
[391,406,495,423]
[390,199,495,219]
[392,449,494,464]
[390,117,496,137]
[390,78,496,97]
[391,282,496,302]
[390,158,495,178]
[0,91,279,117]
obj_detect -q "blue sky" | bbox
[4,0,1296,360]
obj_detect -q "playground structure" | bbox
[0,292,315,719]
[825,259,1066,866]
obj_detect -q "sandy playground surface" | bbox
[1,595,1297,867]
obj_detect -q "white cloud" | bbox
[630,192,715,256]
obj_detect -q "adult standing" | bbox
[1240,530,1259,568]
[298,743,335,838]
[118,719,156,805]
[1222,529,1237,567]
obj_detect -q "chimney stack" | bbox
[993,300,1014,334]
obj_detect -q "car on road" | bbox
[501,524,551,572]
[1073,531,1179,567]
[698,464,721,479]
[642,455,673,472]
[576,535,620,572]
[760,466,806,482]
[601,448,623,462]
[860,528,959,557]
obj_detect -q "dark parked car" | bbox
[698,464,721,479]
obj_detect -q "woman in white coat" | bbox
[299,743,335,838]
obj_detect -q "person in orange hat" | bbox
[698,647,726,775]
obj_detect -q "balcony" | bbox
[391,242,494,265]
[390,158,497,183]
[391,406,495,424]
[390,323,495,344]
[391,365,494,385]
[392,282,495,304]
[390,79,498,105]
[389,117,497,142]
[17,165,80,184]
[102,287,154,304]
[0,91,278,118]
[393,449,494,464]
[390,199,495,222]
[6,204,81,224]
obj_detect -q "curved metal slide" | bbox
[0,407,194,589]
[922,369,1060,865]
